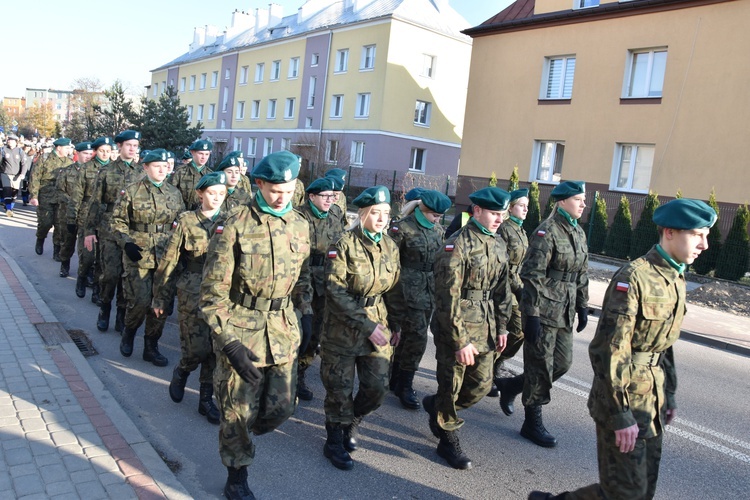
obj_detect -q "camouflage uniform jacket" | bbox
[152,208,224,309]
[323,227,401,355]
[238,174,253,196]
[497,219,529,296]
[170,161,211,210]
[587,246,682,438]
[199,199,313,366]
[431,222,512,353]
[55,162,84,208]
[334,192,347,214]
[222,187,252,212]
[29,152,72,201]
[84,159,143,239]
[296,201,343,296]
[521,212,589,328]
[67,159,105,227]
[292,178,306,208]
[111,179,185,270]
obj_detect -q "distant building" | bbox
[1,97,25,118]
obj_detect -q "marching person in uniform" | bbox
[215,155,252,211]
[325,168,349,214]
[519,181,589,448]
[170,139,213,210]
[422,187,512,470]
[320,185,401,471]
[529,198,716,500]
[200,150,312,499]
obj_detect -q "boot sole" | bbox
[143,356,168,367]
[436,445,473,470]
[520,427,558,448]
[198,406,220,425]
[323,447,354,471]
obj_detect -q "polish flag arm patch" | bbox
[536,230,546,236]
[172,220,178,228]
[391,226,399,233]
[445,244,455,252]
[615,281,630,293]
[215,226,224,234]
[120,189,126,195]
[327,249,338,258]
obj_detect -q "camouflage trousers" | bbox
[215,353,297,468]
[493,303,524,374]
[176,286,215,385]
[393,307,431,372]
[522,322,573,407]
[434,341,494,432]
[566,425,663,500]
[35,186,60,244]
[56,202,77,262]
[76,229,97,282]
[298,291,325,372]
[122,266,167,339]
[98,236,124,308]
[320,345,392,425]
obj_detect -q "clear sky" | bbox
[1,0,513,99]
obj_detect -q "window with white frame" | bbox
[187,105,193,121]
[612,144,654,192]
[575,0,599,8]
[326,140,338,163]
[179,77,186,92]
[624,48,667,98]
[211,71,219,88]
[152,83,158,97]
[162,81,166,93]
[169,78,174,88]
[308,77,317,108]
[542,55,576,99]
[361,45,376,70]
[251,100,260,119]
[239,66,249,85]
[281,138,291,151]
[355,93,370,118]
[255,63,265,83]
[288,57,299,78]
[330,95,344,118]
[200,73,207,90]
[271,60,281,81]
[222,87,229,111]
[267,99,277,119]
[335,49,349,73]
[221,119,227,129]
[285,98,295,119]
[410,148,426,172]
[208,104,216,120]
[197,105,204,121]
[421,54,435,78]
[189,75,196,91]
[248,137,257,157]
[533,141,565,183]
[351,141,365,165]
[233,137,242,151]
[305,117,313,128]
[264,138,274,156]
[414,100,431,126]
[225,68,231,79]
[311,53,319,66]
[236,101,245,120]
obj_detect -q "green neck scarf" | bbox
[148,178,163,188]
[227,187,235,195]
[95,157,110,166]
[414,208,435,229]
[191,160,205,173]
[470,217,494,236]
[255,190,292,217]
[362,227,382,243]
[308,199,328,219]
[123,160,132,167]
[509,215,524,227]
[557,207,578,227]
[655,244,687,275]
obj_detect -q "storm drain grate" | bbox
[67,329,98,357]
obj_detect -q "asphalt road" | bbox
[2,204,749,499]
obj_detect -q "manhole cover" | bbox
[67,329,98,357]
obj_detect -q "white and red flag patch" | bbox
[215,225,224,234]
[327,249,338,259]
[120,189,126,195]
[172,220,178,228]
[445,244,455,252]
[537,230,546,236]
[391,226,399,233]
[615,282,630,293]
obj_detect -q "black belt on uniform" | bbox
[310,254,326,267]
[229,289,291,311]
[185,260,205,274]
[631,351,664,366]
[401,260,434,272]
[353,294,382,307]
[461,288,493,301]
[547,268,578,282]
[130,222,170,233]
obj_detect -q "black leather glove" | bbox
[123,242,143,262]
[222,340,262,386]
[524,316,542,343]
[67,224,77,234]
[299,314,313,355]
[576,307,589,333]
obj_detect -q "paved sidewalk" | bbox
[0,249,190,499]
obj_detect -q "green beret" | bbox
[325,168,347,183]
[216,155,241,171]
[404,187,425,202]
[352,185,390,208]
[75,142,93,152]
[141,148,169,164]
[329,176,345,191]
[140,150,150,159]
[92,137,113,149]
[166,151,175,159]
[115,130,141,143]
[510,188,529,201]
[195,171,227,191]
[189,139,213,151]
[550,180,585,201]
[653,199,717,230]
[306,177,337,194]
[53,138,72,147]
[469,187,511,211]
[251,151,300,183]
[226,150,245,159]
[420,190,451,214]
[181,150,192,160]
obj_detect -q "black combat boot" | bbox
[90,284,100,305]
[223,466,255,500]
[59,260,70,278]
[324,423,354,470]
[114,307,126,333]
[198,383,220,425]
[487,381,499,397]
[296,368,313,401]
[97,303,111,332]
[437,430,472,470]
[497,373,524,416]
[120,327,136,357]
[169,366,189,403]
[35,238,44,255]
[528,492,569,500]
[342,415,363,452]
[143,337,168,366]
[87,268,95,287]
[389,360,400,391]
[395,369,421,410]
[52,244,61,262]
[422,394,441,439]
[520,405,558,448]
[75,276,86,298]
